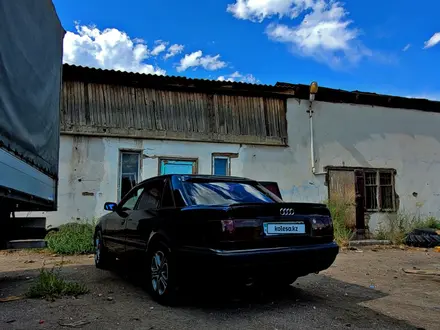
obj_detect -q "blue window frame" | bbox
[159,159,197,175]
[212,155,230,176]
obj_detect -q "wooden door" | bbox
[328,169,356,230]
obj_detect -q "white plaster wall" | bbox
[25,97,440,231]
[293,98,440,230]
[38,136,246,227]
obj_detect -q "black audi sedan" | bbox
[94,174,339,305]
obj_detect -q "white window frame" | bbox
[118,150,142,202]
[212,155,231,176]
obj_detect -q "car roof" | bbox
[137,174,256,186]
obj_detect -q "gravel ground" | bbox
[0,247,439,330]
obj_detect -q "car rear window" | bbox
[182,181,278,206]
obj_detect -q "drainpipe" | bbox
[308,101,316,174]
[308,82,326,176]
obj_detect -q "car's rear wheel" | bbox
[146,242,177,306]
[95,230,113,269]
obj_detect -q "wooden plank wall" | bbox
[61,81,288,146]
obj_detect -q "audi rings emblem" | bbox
[280,208,295,216]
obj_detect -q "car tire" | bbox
[146,242,177,306]
[95,230,113,270]
[405,233,440,248]
[412,228,439,236]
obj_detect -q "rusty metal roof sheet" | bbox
[62,64,295,98]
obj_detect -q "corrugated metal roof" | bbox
[63,64,294,98]
[276,82,440,113]
[64,65,440,113]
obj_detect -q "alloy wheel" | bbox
[95,237,101,264]
[151,251,169,296]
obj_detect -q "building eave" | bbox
[276,82,440,113]
[62,64,295,98]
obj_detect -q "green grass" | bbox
[45,219,96,255]
[420,216,440,230]
[26,267,89,300]
[375,211,440,244]
[325,199,353,246]
[324,195,440,245]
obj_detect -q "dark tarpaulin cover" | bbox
[0,0,64,178]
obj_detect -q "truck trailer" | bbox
[0,0,64,248]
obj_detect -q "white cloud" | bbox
[63,24,166,75]
[177,51,202,72]
[227,0,368,67]
[164,44,184,59]
[176,51,227,72]
[151,41,168,56]
[200,54,227,70]
[244,74,259,84]
[402,43,411,52]
[424,32,440,49]
[217,71,259,83]
[406,94,440,101]
[230,71,243,78]
[217,75,234,82]
[227,0,311,21]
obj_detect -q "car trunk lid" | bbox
[211,202,333,250]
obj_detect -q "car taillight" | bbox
[323,216,333,227]
[221,219,235,234]
[312,216,333,235]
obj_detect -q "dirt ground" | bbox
[0,247,439,330]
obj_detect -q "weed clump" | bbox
[325,198,353,246]
[46,220,96,255]
[376,211,440,244]
[27,266,89,300]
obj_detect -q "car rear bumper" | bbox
[176,241,339,279]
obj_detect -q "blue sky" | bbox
[53,0,440,99]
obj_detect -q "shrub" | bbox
[325,198,353,246]
[419,216,440,230]
[27,266,89,300]
[375,211,440,244]
[375,213,408,244]
[46,220,96,255]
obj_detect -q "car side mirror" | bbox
[104,202,117,211]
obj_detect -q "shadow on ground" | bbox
[109,260,387,307]
[0,261,420,330]
[104,261,421,329]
